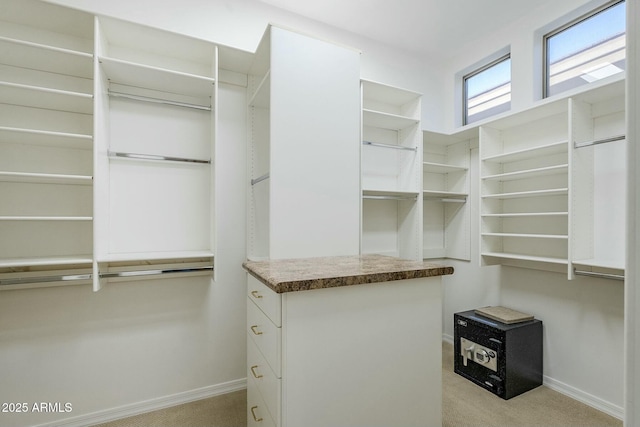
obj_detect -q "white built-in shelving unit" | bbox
[0,0,95,288]
[245,25,361,427]
[569,79,626,280]
[479,77,625,280]
[246,25,360,263]
[480,97,570,273]
[93,17,217,289]
[423,130,473,260]
[361,80,422,260]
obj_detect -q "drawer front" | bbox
[248,334,281,423]
[248,297,282,377]
[248,274,281,326]
[248,380,277,427]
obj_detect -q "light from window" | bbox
[544,0,625,98]
[464,55,511,125]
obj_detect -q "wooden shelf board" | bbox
[423,162,468,173]
[482,164,568,181]
[0,126,92,149]
[482,141,567,163]
[362,109,419,130]
[0,81,93,114]
[99,56,215,98]
[482,212,568,218]
[0,216,92,221]
[0,255,93,268]
[0,36,93,78]
[482,232,568,239]
[362,189,420,198]
[481,252,568,265]
[482,188,568,199]
[572,259,625,271]
[423,190,468,199]
[98,250,214,263]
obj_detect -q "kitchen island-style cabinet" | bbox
[243,255,453,427]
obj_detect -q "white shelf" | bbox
[481,252,568,265]
[99,56,215,98]
[98,250,214,263]
[0,171,93,185]
[482,141,567,163]
[0,81,93,114]
[362,80,420,106]
[482,232,568,239]
[0,255,93,268]
[572,258,625,270]
[482,212,568,218]
[363,189,419,199]
[0,36,93,78]
[362,109,419,130]
[0,216,92,221]
[482,164,568,182]
[423,190,468,199]
[423,162,468,174]
[0,126,92,149]
[482,188,568,199]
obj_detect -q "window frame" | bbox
[542,0,625,98]
[462,52,512,126]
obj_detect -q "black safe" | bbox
[454,310,543,399]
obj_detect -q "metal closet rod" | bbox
[362,141,417,152]
[251,173,270,186]
[574,134,625,149]
[108,150,211,165]
[573,269,624,281]
[0,266,214,287]
[108,90,211,111]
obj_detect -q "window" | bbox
[544,0,625,98]
[463,54,511,125]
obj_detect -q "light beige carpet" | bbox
[94,343,622,427]
[442,341,621,427]
[92,389,246,427]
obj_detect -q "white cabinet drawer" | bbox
[248,381,277,427]
[248,334,281,424]
[247,297,282,377]
[248,274,281,326]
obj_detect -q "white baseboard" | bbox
[442,333,454,345]
[441,336,623,420]
[543,376,623,421]
[33,378,247,427]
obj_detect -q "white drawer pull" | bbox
[250,325,263,335]
[250,405,263,422]
[251,290,263,299]
[250,365,263,379]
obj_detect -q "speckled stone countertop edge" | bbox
[242,254,454,294]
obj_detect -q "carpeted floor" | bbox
[94,342,622,427]
[441,342,621,427]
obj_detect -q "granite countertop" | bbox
[242,254,454,293]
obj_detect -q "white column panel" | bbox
[269,27,360,259]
